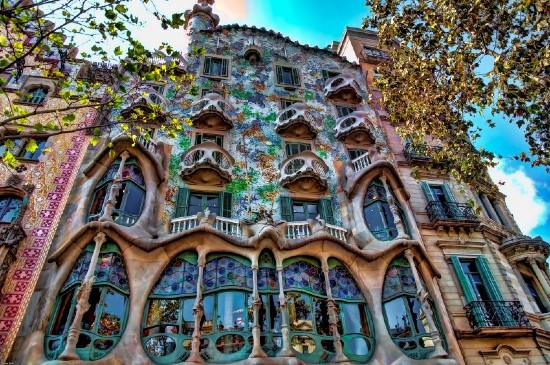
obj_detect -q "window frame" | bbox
[279,97,303,110]
[521,273,550,313]
[201,55,231,80]
[334,104,357,118]
[0,136,48,161]
[284,140,312,157]
[0,195,23,223]
[321,69,341,82]
[274,63,302,88]
[20,86,49,105]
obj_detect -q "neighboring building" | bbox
[3,2,550,365]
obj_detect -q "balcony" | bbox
[275,103,317,139]
[286,221,347,243]
[404,142,443,164]
[334,111,376,145]
[426,201,479,227]
[180,141,234,186]
[279,151,329,194]
[351,151,371,172]
[361,46,390,64]
[190,93,234,131]
[324,73,362,104]
[120,90,168,124]
[464,301,530,330]
[144,52,188,75]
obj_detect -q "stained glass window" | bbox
[283,259,326,296]
[203,256,253,291]
[45,242,129,361]
[88,157,145,226]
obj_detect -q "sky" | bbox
[124,0,549,242]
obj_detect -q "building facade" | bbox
[3,1,550,364]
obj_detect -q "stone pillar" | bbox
[527,258,550,299]
[479,194,499,222]
[59,232,106,360]
[99,151,130,222]
[510,262,541,313]
[380,175,407,239]
[493,202,514,231]
[321,256,348,363]
[404,249,447,358]
[188,253,206,363]
[250,264,267,358]
[276,266,294,357]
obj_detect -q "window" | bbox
[173,188,233,218]
[275,65,301,87]
[195,133,223,147]
[335,105,356,118]
[22,86,48,104]
[348,148,368,160]
[202,56,229,78]
[522,275,549,313]
[285,142,311,157]
[200,88,224,98]
[88,158,146,226]
[421,182,455,204]
[45,242,129,361]
[363,179,408,241]
[321,70,340,82]
[382,256,443,359]
[0,196,23,223]
[279,196,335,224]
[0,137,48,161]
[280,98,301,109]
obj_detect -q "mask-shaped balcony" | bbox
[121,90,168,125]
[275,102,317,139]
[144,51,188,75]
[279,151,329,194]
[324,73,362,104]
[180,141,234,186]
[190,93,234,131]
[334,111,376,145]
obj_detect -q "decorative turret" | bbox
[184,0,220,33]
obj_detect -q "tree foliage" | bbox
[0,0,194,167]
[364,0,549,183]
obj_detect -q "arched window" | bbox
[22,86,48,104]
[328,258,374,362]
[283,257,329,363]
[382,256,443,359]
[88,158,145,226]
[201,254,253,362]
[0,195,23,223]
[142,252,199,363]
[363,179,407,241]
[45,242,129,361]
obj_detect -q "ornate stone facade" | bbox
[2,2,550,365]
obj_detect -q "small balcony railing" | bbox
[334,111,375,142]
[286,221,347,242]
[121,91,168,124]
[403,142,443,163]
[323,73,362,104]
[171,215,241,236]
[426,201,479,224]
[279,151,329,194]
[464,301,531,330]
[190,93,234,130]
[275,102,317,139]
[351,152,370,172]
[145,52,188,74]
[180,141,234,185]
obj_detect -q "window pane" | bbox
[182,298,195,334]
[288,293,313,331]
[99,288,126,336]
[406,297,428,335]
[314,299,330,335]
[122,183,144,216]
[89,186,108,216]
[51,290,74,335]
[384,297,412,338]
[189,195,202,216]
[217,291,246,331]
[430,186,446,203]
[306,203,318,220]
[293,203,306,221]
[146,299,179,328]
[341,303,369,336]
[202,295,215,334]
[81,287,102,332]
[211,59,222,76]
[205,195,220,215]
[282,67,293,84]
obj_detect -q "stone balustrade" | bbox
[323,72,362,104]
[351,151,371,172]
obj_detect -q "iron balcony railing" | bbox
[464,301,530,330]
[426,201,478,223]
[403,142,443,163]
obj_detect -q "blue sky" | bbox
[134,0,549,242]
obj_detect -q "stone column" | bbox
[493,202,514,231]
[479,194,499,222]
[380,175,407,239]
[188,253,206,363]
[99,151,130,222]
[276,266,294,357]
[527,258,550,299]
[250,264,267,358]
[404,249,447,358]
[510,262,541,313]
[321,256,348,363]
[59,232,106,360]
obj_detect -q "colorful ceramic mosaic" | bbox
[203,256,253,291]
[328,264,364,301]
[152,258,199,296]
[283,260,326,296]
[382,259,416,299]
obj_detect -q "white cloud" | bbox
[488,160,549,235]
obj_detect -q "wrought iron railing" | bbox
[403,142,443,163]
[464,301,530,330]
[426,201,478,223]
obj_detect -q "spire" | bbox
[184,0,220,33]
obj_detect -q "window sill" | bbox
[200,74,230,81]
[455,327,533,339]
[15,157,40,164]
[12,100,46,107]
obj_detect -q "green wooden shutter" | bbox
[221,58,228,77]
[175,187,190,218]
[203,57,211,75]
[276,65,283,84]
[450,256,477,303]
[475,256,504,301]
[319,198,335,225]
[292,67,300,86]
[442,182,456,202]
[215,135,224,147]
[322,70,329,81]
[420,182,435,201]
[195,133,203,144]
[280,196,293,222]
[219,191,232,218]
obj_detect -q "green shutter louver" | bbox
[319,198,335,225]
[450,256,477,303]
[219,191,233,218]
[221,58,228,77]
[292,67,300,86]
[174,187,190,218]
[203,57,211,75]
[280,196,293,222]
[442,183,456,203]
[420,182,435,202]
[276,66,283,84]
[475,256,504,301]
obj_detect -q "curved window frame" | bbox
[0,195,23,223]
[45,242,130,361]
[88,158,146,226]
[22,86,48,104]
[382,256,444,359]
[363,178,408,241]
